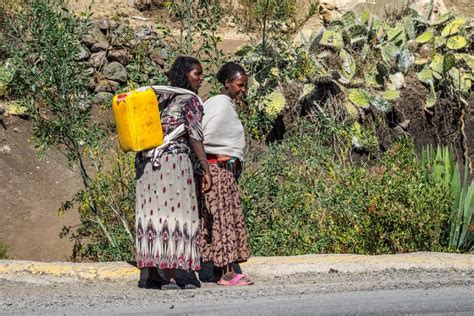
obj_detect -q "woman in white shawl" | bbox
[200,62,253,286]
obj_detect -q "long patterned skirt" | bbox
[200,164,250,268]
[135,152,201,271]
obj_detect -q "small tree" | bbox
[4,0,128,256]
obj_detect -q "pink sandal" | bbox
[217,274,254,286]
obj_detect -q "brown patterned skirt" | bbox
[200,163,250,268]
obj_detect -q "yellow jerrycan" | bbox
[112,87,164,152]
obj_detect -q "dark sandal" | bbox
[161,280,180,290]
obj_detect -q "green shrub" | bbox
[422,145,474,252]
[0,243,8,259]
[61,152,136,261]
[241,117,452,255]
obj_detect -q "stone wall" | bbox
[78,19,169,105]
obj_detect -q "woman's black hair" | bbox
[167,56,201,91]
[216,62,246,85]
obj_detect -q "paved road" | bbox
[1,269,473,315]
[97,286,474,315]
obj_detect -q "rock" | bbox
[322,2,337,10]
[108,49,129,65]
[84,67,95,76]
[88,78,96,90]
[92,92,114,105]
[108,33,125,47]
[94,18,109,32]
[134,26,157,40]
[76,45,91,61]
[89,51,107,69]
[399,120,411,130]
[159,48,168,60]
[109,20,119,30]
[292,14,323,47]
[321,8,342,25]
[149,50,164,66]
[81,25,107,47]
[94,80,120,93]
[102,62,128,83]
[91,40,110,53]
[0,145,11,155]
[393,126,407,138]
[13,127,21,133]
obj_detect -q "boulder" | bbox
[92,92,114,105]
[76,45,91,61]
[134,26,158,40]
[94,80,120,93]
[102,62,128,83]
[89,51,108,69]
[84,67,95,76]
[94,18,109,32]
[91,40,110,53]
[149,49,164,66]
[108,49,130,65]
[0,145,11,155]
[81,24,107,47]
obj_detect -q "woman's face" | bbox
[187,64,204,92]
[226,74,248,101]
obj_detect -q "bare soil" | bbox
[0,116,81,261]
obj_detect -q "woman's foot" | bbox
[161,279,180,290]
[217,274,254,286]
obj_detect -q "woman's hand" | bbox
[201,174,212,193]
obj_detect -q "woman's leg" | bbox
[162,268,177,283]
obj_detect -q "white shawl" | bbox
[202,94,246,161]
[139,85,204,167]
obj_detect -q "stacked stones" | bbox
[78,18,169,105]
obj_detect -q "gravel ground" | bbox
[1,269,473,314]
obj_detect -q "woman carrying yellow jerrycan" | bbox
[116,56,211,290]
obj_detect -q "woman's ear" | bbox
[224,79,231,90]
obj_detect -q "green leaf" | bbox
[341,11,356,27]
[347,24,367,38]
[446,36,468,50]
[339,48,356,82]
[404,17,416,40]
[430,53,443,77]
[348,89,371,108]
[370,95,392,112]
[462,54,474,71]
[415,31,434,43]
[415,58,430,65]
[386,24,405,43]
[320,30,344,50]
[381,42,400,64]
[361,11,370,24]
[383,90,401,100]
[443,53,456,73]
[397,47,411,74]
[441,17,466,37]
[344,101,359,118]
[449,68,473,93]
[431,12,454,26]
[376,62,389,76]
[434,36,448,48]
[417,66,434,84]
[426,81,437,108]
